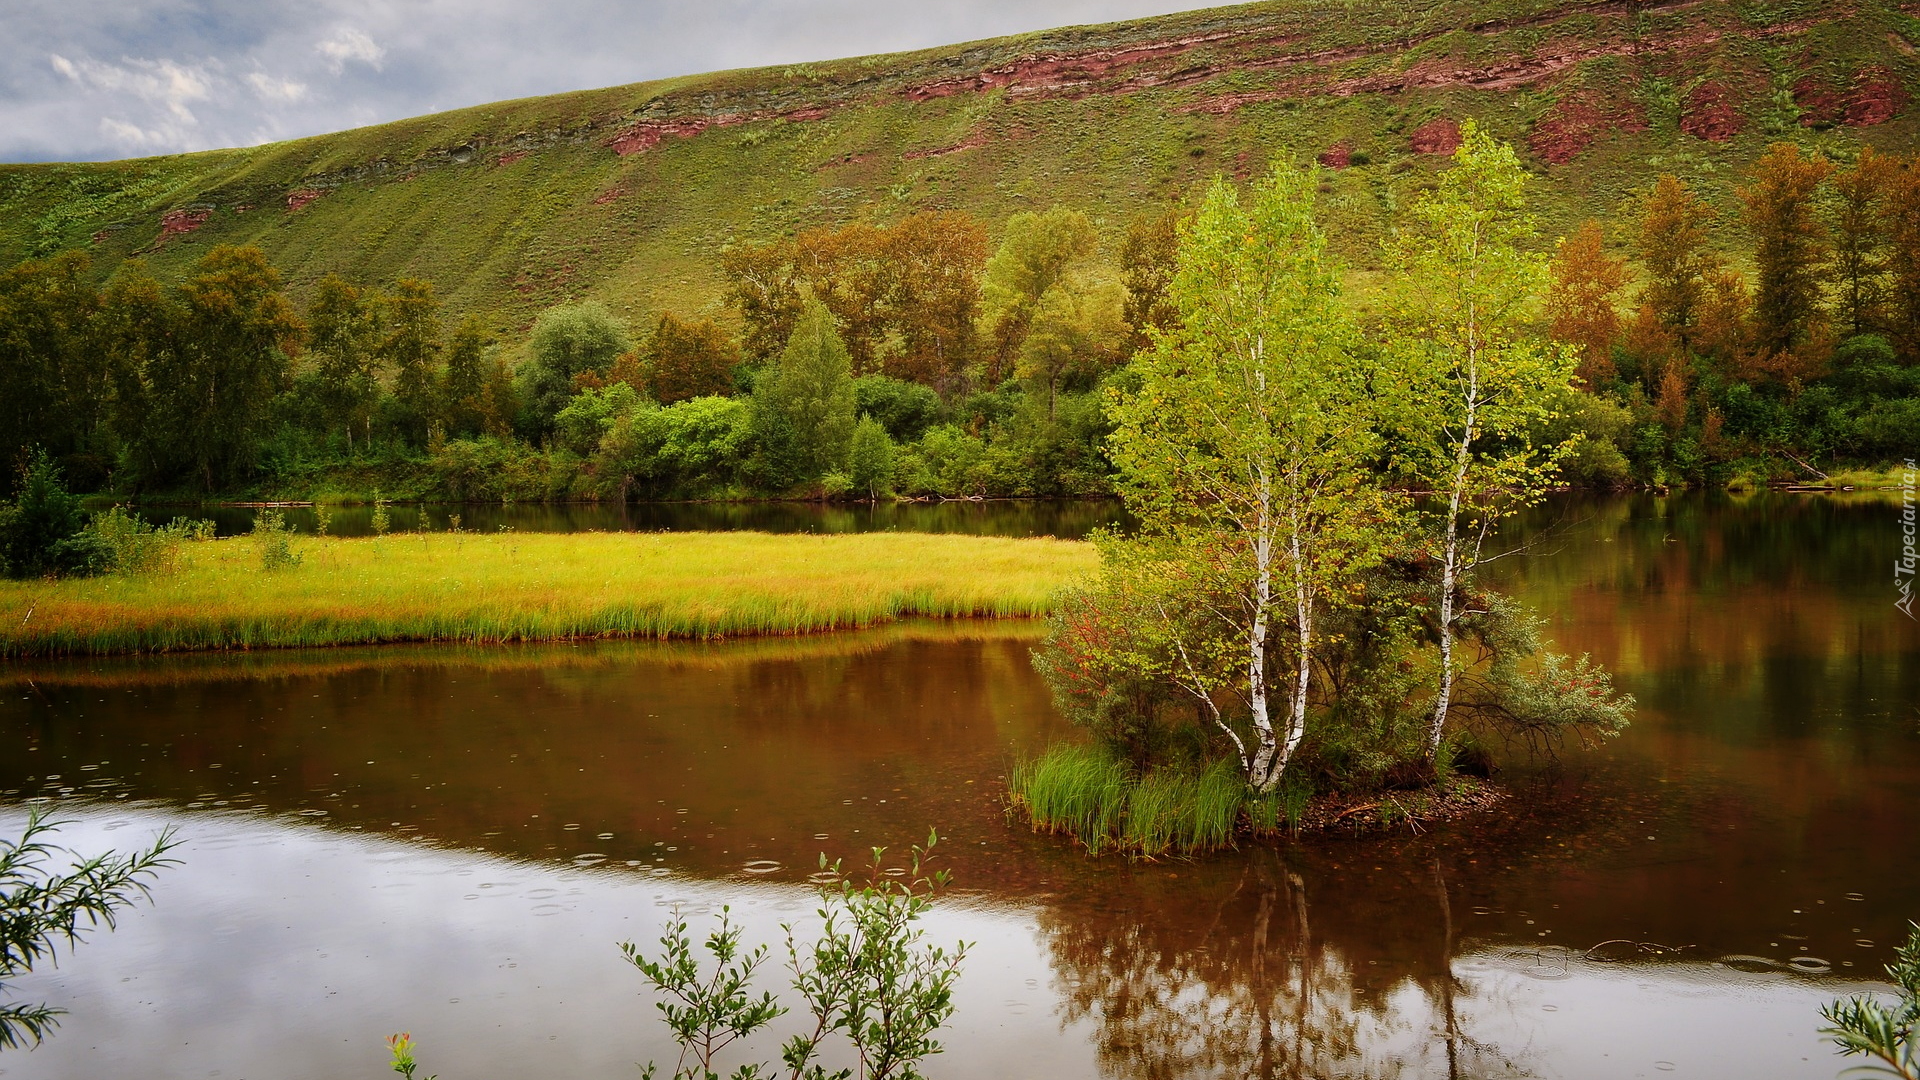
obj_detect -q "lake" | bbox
[3,493,1915,1080]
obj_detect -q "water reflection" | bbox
[128,497,1132,539]
[1,494,1916,1078]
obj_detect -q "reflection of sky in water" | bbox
[4,494,1916,1079]
[1,807,1890,1080]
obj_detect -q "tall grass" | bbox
[0,530,1096,657]
[1008,745,1251,857]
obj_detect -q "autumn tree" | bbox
[1546,220,1629,386]
[1119,207,1183,349]
[645,313,739,404]
[722,239,804,362]
[305,275,382,449]
[885,211,987,391]
[1884,153,1920,363]
[980,208,1099,384]
[1387,122,1578,763]
[381,278,443,443]
[1740,142,1834,366]
[1829,146,1896,339]
[1106,166,1384,792]
[722,212,988,391]
[1637,175,1721,352]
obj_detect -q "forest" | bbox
[0,140,1916,507]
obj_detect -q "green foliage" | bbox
[83,506,211,576]
[751,303,857,489]
[1384,120,1580,760]
[251,508,303,571]
[598,395,753,498]
[1106,163,1387,791]
[0,449,99,579]
[624,907,784,1080]
[851,376,941,443]
[1821,922,1919,1080]
[552,382,645,456]
[385,1032,437,1080]
[1008,744,1245,856]
[846,417,896,501]
[517,302,630,438]
[1,809,177,1049]
[623,834,966,1080]
[981,208,1099,382]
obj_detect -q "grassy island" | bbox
[0,531,1095,658]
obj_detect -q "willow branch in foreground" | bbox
[0,531,1097,657]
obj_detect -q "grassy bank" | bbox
[0,531,1095,658]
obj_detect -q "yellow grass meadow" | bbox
[0,530,1097,657]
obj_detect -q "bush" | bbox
[853,375,942,442]
[251,509,302,571]
[0,449,100,579]
[83,507,211,576]
[552,382,645,456]
[597,395,753,499]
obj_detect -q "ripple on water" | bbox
[1717,954,1785,974]
[571,853,608,867]
[1787,956,1832,973]
[742,860,782,875]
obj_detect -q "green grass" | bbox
[2,0,1911,333]
[0,530,1096,657]
[1008,744,1250,857]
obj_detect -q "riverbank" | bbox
[0,531,1096,658]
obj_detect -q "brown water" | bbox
[1,494,1915,1080]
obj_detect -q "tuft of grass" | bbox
[0,530,1096,657]
[1009,745,1247,857]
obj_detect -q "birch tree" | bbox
[1107,166,1385,793]
[1386,122,1576,763]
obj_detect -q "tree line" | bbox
[2,137,1915,500]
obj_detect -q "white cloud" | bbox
[49,52,216,123]
[316,28,383,73]
[245,71,308,102]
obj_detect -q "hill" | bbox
[2,0,1916,329]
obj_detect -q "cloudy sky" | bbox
[4,0,1224,163]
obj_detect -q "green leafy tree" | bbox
[141,245,302,490]
[1016,277,1127,420]
[0,253,108,493]
[516,302,630,440]
[440,315,491,437]
[381,278,444,444]
[980,208,1098,384]
[846,416,896,501]
[94,262,176,490]
[1107,165,1385,792]
[305,274,383,450]
[1384,121,1578,762]
[751,303,857,488]
[0,449,99,578]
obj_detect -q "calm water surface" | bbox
[2,494,1916,1080]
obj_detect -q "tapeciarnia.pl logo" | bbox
[1899,458,1916,620]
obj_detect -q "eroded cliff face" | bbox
[2,0,1914,320]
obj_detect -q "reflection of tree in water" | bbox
[1039,849,1535,1080]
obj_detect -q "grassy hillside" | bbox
[2,0,1915,332]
